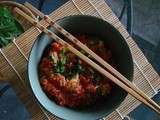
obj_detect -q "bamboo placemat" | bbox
[0,0,160,119]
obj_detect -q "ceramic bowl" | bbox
[28,15,133,120]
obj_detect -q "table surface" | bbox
[0,0,160,120]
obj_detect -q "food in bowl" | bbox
[39,35,117,108]
[29,15,133,120]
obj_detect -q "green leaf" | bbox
[55,61,65,74]
[0,36,7,46]
[54,48,67,74]
[50,53,57,64]
[0,6,23,47]
[60,56,67,65]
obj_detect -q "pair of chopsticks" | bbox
[14,2,160,114]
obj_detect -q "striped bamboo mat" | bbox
[0,0,160,119]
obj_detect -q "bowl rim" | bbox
[27,15,134,120]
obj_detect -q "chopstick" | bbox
[24,2,160,114]
[14,7,160,114]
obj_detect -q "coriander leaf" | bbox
[0,6,23,47]
[55,61,65,74]
[50,53,57,64]
[54,48,67,74]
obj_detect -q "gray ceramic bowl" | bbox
[28,15,133,120]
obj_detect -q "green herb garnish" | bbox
[55,61,65,73]
[50,47,85,79]
[60,48,67,65]
[50,53,57,64]
[64,59,84,79]
[0,6,23,47]
[54,48,67,74]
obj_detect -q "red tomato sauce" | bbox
[39,35,116,108]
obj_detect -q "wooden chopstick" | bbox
[14,7,160,114]
[24,2,160,114]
